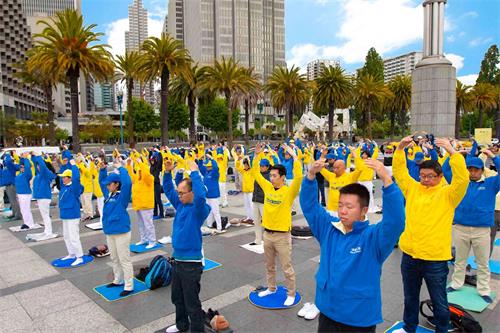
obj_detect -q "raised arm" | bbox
[117,166,132,208]
[393,136,418,196]
[284,144,303,200]
[162,159,181,209]
[251,144,274,192]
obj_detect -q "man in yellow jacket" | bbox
[392,136,468,333]
[252,143,302,307]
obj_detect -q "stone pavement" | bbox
[0,180,499,333]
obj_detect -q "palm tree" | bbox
[140,33,192,146]
[170,64,208,142]
[31,9,114,152]
[265,66,310,135]
[387,75,411,138]
[202,57,248,147]
[471,82,497,127]
[455,80,472,139]
[354,74,392,139]
[115,51,143,148]
[313,64,352,141]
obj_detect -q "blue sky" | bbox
[82,0,500,85]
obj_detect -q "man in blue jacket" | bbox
[448,149,499,303]
[32,152,57,238]
[198,156,224,233]
[300,157,405,332]
[163,159,210,333]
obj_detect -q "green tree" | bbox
[168,100,189,133]
[115,51,143,148]
[477,45,500,85]
[313,64,352,141]
[140,33,192,146]
[197,98,239,134]
[455,80,473,139]
[359,47,384,82]
[31,9,114,152]
[83,115,114,142]
[471,82,497,127]
[387,75,411,138]
[125,98,160,141]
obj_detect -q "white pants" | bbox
[0,186,4,210]
[62,218,83,258]
[37,199,52,235]
[107,232,134,291]
[206,198,222,230]
[219,182,228,206]
[252,202,264,245]
[136,209,156,243]
[18,194,34,228]
[96,196,104,224]
[358,181,376,213]
[243,192,254,220]
[81,192,94,218]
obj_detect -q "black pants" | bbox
[153,182,163,217]
[317,179,326,206]
[318,313,376,333]
[171,261,204,333]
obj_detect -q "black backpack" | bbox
[209,216,228,230]
[420,299,482,333]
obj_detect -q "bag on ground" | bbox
[144,255,172,290]
[420,299,482,333]
[88,244,109,257]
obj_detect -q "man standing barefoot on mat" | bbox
[163,159,210,333]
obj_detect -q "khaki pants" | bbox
[263,230,295,296]
[107,232,134,291]
[252,203,264,244]
[81,192,94,218]
[451,225,491,295]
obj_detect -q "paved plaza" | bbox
[0,180,499,333]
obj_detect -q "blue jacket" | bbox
[454,156,500,227]
[278,148,294,179]
[163,171,210,260]
[14,158,32,195]
[32,156,56,200]
[198,158,220,199]
[58,165,82,220]
[3,154,20,186]
[99,167,132,235]
[299,177,405,327]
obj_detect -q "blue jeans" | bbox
[401,253,449,333]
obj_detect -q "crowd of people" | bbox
[0,133,498,333]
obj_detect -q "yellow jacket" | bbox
[214,150,229,183]
[235,159,254,193]
[126,159,154,210]
[90,163,103,198]
[393,150,469,260]
[77,162,93,193]
[252,153,303,231]
[321,168,362,211]
[355,146,379,181]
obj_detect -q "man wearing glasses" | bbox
[392,136,469,333]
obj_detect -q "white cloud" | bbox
[444,53,464,71]
[468,37,493,47]
[457,74,478,86]
[287,0,423,68]
[447,35,456,43]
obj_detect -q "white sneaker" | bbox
[71,257,84,266]
[165,324,180,333]
[214,229,226,234]
[61,255,75,260]
[297,302,312,317]
[304,303,320,320]
[135,241,146,246]
[391,328,408,333]
[31,224,42,229]
[158,236,172,244]
[258,289,276,297]
[146,242,156,249]
[284,295,296,306]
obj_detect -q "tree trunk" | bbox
[367,104,373,139]
[478,107,484,128]
[328,100,335,142]
[188,91,196,143]
[244,99,250,147]
[127,79,135,148]
[455,105,461,139]
[44,85,55,146]
[225,90,233,148]
[400,106,406,136]
[68,68,80,153]
[160,68,170,146]
[389,108,395,141]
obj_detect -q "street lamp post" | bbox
[117,90,124,149]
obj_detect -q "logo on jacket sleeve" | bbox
[350,246,362,254]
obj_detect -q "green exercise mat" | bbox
[447,285,495,313]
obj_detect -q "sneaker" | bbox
[135,241,146,246]
[31,224,42,229]
[258,289,276,297]
[291,211,297,216]
[119,290,133,297]
[20,224,30,230]
[297,302,312,317]
[61,254,75,260]
[213,229,226,234]
[221,203,229,208]
[106,282,124,288]
[165,324,180,333]
[71,257,84,266]
[304,303,320,320]
[481,295,493,303]
[446,287,457,293]
[158,236,172,244]
[146,242,156,249]
[284,295,296,306]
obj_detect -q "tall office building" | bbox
[94,82,115,111]
[167,0,286,80]
[20,0,81,16]
[383,51,423,83]
[305,59,339,112]
[0,0,46,126]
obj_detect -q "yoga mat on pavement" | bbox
[447,285,496,313]
[240,243,265,254]
[248,286,301,309]
[467,256,500,275]
[51,255,94,268]
[94,278,149,302]
[204,258,222,271]
[9,224,43,232]
[26,233,59,242]
[129,243,164,253]
[495,238,500,247]
[385,321,433,333]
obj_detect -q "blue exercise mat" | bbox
[129,243,164,253]
[51,255,93,268]
[495,238,500,247]
[204,258,222,271]
[248,285,301,309]
[94,278,149,301]
[385,321,432,333]
[467,256,500,275]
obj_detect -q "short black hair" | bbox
[419,160,442,175]
[339,183,370,208]
[270,164,286,177]
[179,178,192,191]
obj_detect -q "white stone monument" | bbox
[411,0,456,137]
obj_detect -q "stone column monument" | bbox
[411,0,456,137]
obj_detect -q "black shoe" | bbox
[20,224,30,230]
[106,283,124,288]
[119,290,133,297]
[249,242,257,246]
[291,211,297,216]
